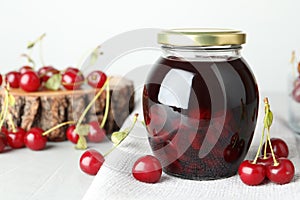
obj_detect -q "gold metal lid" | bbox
[158,28,246,47]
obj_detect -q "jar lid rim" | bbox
[158,28,246,47]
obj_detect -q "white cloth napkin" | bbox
[82,97,300,200]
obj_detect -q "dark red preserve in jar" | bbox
[142,28,259,180]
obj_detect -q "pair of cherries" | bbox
[3,65,107,92]
[78,114,163,184]
[66,121,106,144]
[0,126,47,152]
[238,138,294,185]
[79,149,162,184]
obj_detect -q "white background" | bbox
[0,0,300,93]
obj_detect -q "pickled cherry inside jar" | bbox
[142,28,259,180]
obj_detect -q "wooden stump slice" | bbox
[1,76,135,141]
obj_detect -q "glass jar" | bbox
[288,72,300,133]
[142,28,259,180]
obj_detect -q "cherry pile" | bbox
[1,66,107,92]
[0,64,109,153]
[238,98,295,185]
[0,126,47,152]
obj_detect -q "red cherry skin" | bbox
[0,137,5,153]
[66,67,80,74]
[292,85,300,102]
[0,74,2,86]
[132,155,162,183]
[257,153,277,166]
[38,66,54,76]
[87,71,107,88]
[223,145,239,163]
[66,125,79,144]
[61,70,84,90]
[38,66,60,82]
[19,71,41,92]
[79,149,105,175]
[19,66,33,74]
[7,128,27,149]
[0,127,8,146]
[1,127,8,135]
[266,158,295,184]
[24,127,47,150]
[0,132,7,146]
[238,160,266,186]
[87,121,106,143]
[6,71,21,88]
[262,138,289,158]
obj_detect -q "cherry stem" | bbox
[263,132,268,158]
[21,54,36,68]
[103,113,139,157]
[267,128,279,166]
[74,79,109,134]
[28,33,46,66]
[252,127,265,164]
[42,121,76,136]
[100,82,110,128]
[8,114,16,133]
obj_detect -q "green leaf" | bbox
[89,46,102,66]
[75,136,87,150]
[27,42,35,49]
[264,111,273,129]
[111,131,128,145]
[76,124,90,136]
[45,74,62,90]
[8,94,15,107]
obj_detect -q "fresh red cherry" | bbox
[5,71,21,88]
[0,132,7,146]
[0,74,2,86]
[38,66,60,82]
[66,67,80,74]
[266,158,295,184]
[61,70,84,90]
[7,128,26,149]
[0,137,6,153]
[38,66,54,76]
[0,127,8,146]
[19,71,41,92]
[257,153,277,166]
[1,127,8,135]
[132,155,162,183]
[292,85,300,102]
[224,145,240,163]
[19,66,33,74]
[262,138,289,158]
[24,127,47,150]
[238,160,266,186]
[87,121,106,143]
[87,70,107,88]
[79,149,105,175]
[66,125,79,144]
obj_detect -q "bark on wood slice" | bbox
[0,76,135,141]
